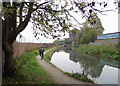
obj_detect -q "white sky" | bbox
[16,0,118,43]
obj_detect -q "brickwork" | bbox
[12,41,55,58]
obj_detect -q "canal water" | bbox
[50,48,119,84]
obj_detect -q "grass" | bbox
[64,72,93,83]
[34,45,60,64]
[44,46,57,52]
[42,46,94,83]
[75,44,119,59]
[44,47,58,64]
[2,47,57,84]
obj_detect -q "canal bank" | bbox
[50,47,119,84]
[75,44,119,60]
[36,47,92,84]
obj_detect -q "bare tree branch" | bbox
[9,2,34,43]
[33,1,50,11]
[20,2,24,23]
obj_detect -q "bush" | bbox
[64,72,93,83]
[76,44,119,59]
[80,30,99,44]
[65,39,72,44]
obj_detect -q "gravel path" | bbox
[36,48,92,84]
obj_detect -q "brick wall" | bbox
[12,41,55,58]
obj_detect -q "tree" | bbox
[79,17,104,44]
[80,29,99,44]
[64,39,72,44]
[81,17,104,34]
[1,1,113,77]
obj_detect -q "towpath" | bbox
[36,48,92,84]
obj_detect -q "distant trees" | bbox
[79,17,104,44]
[81,17,104,34]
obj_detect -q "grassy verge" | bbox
[75,44,119,59]
[44,47,58,64]
[44,46,57,52]
[64,72,93,83]
[2,47,56,84]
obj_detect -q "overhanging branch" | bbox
[9,2,34,43]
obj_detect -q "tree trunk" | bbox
[2,41,14,77]
[2,49,5,74]
[2,2,34,77]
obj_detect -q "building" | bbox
[69,30,76,45]
[91,32,120,45]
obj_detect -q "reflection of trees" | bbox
[77,54,104,78]
[67,48,119,78]
[65,49,104,78]
[64,48,78,63]
[99,57,119,68]
[57,47,119,78]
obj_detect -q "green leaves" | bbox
[77,44,119,59]
[64,72,93,83]
[80,29,99,44]
[69,7,74,11]
[1,6,15,18]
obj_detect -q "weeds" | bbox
[3,49,55,84]
[64,72,93,83]
[75,44,119,59]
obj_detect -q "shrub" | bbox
[76,44,119,59]
[80,30,99,44]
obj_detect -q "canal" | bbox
[50,47,119,84]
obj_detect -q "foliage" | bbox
[1,1,110,40]
[81,17,104,34]
[76,17,104,45]
[80,29,99,44]
[12,52,35,75]
[64,72,93,83]
[79,17,104,44]
[3,50,55,84]
[44,46,59,64]
[116,42,120,57]
[64,39,72,44]
[76,44,119,59]
[116,42,120,48]
[1,1,116,76]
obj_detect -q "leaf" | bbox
[69,7,74,11]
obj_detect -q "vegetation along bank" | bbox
[75,44,120,60]
[43,46,94,83]
[2,46,56,84]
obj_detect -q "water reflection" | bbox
[51,51,83,73]
[50,48,119,84]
